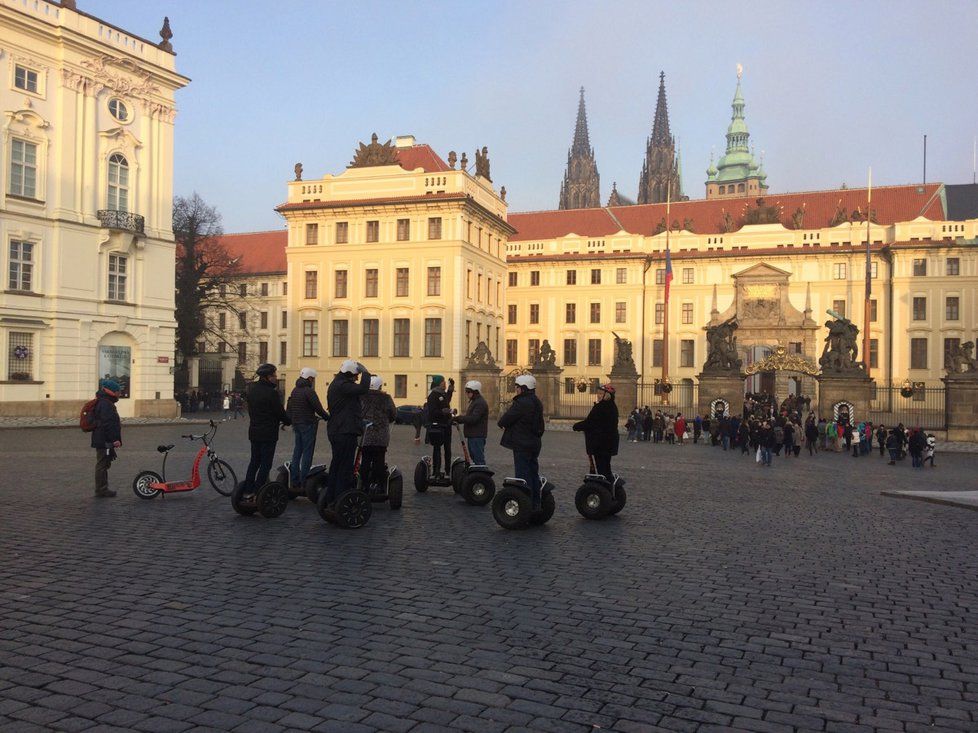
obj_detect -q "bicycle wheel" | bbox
[207,458,237,496]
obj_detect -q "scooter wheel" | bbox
[575,481,612,520]
[450,460,466,493]
[530,491,556,526]
[609,483,627,515]
[461,472,495,507]
[231,482,257,516]
[334,490,372,529]
[388,471,403,510]
[132,470,163,500]
[491,487,531,530]
[413,460,428,493]
[257,481,289,519]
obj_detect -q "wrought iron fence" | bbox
[97,209,145,234]
[868,385,946,430]
[636,380,698,416]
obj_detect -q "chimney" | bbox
[394,135,416,148]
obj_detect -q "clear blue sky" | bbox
[89,0,978,233]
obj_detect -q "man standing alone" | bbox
[243,363,291,494]
[92,378,123,498]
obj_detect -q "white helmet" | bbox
[465,380,482,392]
[515,374,536,390]
[339,359,358,374]
[370,375,383,390]
[299,367,317,379]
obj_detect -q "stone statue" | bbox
[500,186,507,202]
[460,151,468,170]
[448,151,457,170]
[466,341,497,369]
[294,162,303,181]
[158,16,173,53]
[349,133,400,168]
[703,317,743,372]
[533,339,557,369]
[611,332,637,375]
[946,341,978,375]
[475,146,491,181]
[819,315,861,372]
[791,206,805,229]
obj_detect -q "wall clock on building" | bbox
[108,98,130,123]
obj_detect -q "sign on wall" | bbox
[98,345,131,399]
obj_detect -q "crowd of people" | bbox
[175,389,245,417]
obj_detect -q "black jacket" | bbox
[247,379,291,442]
[455,393,489,438]
[498,391,545,454]
[90,392,122,449]
[326,370,370,438]
[426,385,455,428]
[287,377,329,426]
[573,398,619,456]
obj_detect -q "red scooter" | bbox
[132,420,237,499]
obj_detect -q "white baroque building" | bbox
[0,0,188,417]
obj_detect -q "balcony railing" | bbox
[97,210,145,234]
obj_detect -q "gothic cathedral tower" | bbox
[558,88,600,210]
[637,72,683,204]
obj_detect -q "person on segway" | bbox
[286,367,329,491]
[452,380,489,466]
[324,359,371,504]
[243,363,291,495]
[360,375,397,496]
[425,375,455,479]
[572,383,619,483]
[498,374,545,509]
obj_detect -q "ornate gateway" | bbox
[744,345,819,376]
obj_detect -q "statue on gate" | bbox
[611,332,637,376]
[703,317,743,372]
[466,341,497,370]
[946,340,978,375]
[819,313,862,373]
[533,339,558,369]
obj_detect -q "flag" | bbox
[664,246,673,301]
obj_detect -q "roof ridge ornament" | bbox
[349,133,399,168]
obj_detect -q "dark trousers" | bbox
[244,441,277,491]
[95,449,114,495]
[878,441,885,456]
[429,431,451,475]
[326,434,358,502]
[513,450,541,508]
[361,445,387,491]
[593,453,613,484]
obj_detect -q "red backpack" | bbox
[80,398,99,432]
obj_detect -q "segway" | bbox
[230,479,290,518]
[413,421,461,493]
[491,476,556,529]
[273,461,319,501]
[311,423,380,528]
[449,421,496,506]
[574,455,627,520]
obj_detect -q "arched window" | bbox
[737,183,746,193]
[718,185,726,194]
[107,153,129,212]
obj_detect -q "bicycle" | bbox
[132,420,237,499]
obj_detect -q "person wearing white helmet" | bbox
[285,367,329,489]
[360,375,396,495]
[452,380,489,465]
[497,373,546,508]
[324,359,371,503]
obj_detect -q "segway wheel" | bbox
[132,470,163,500]
[530,491,556,526]
[450,459,466,494]
[334,490,372,529]
[257,481,289,519]
[491,487,531,530]
[460,472,496,507]
[273,464,289,487]
[305,472,327,503]
[575,481,613,520]
[388,470,403,510]
[413,460,429,493]
[316,487,336,524]
[609,481,627,516]
[231,482,257,516]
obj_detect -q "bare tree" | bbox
[173,193,241,360]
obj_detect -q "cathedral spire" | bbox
[637,71,683,205]
[558,87,600,209]
[651,71,671,146]
[706,65,769,200]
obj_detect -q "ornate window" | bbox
[8,240,34,291]
[108,98,130,123]
[10,139,38,198]
[107,154,129,212]
[107,254,127,301]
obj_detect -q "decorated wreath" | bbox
[13,345,29,360]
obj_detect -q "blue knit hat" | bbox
[430,375,445,388]
[100,378,121,393]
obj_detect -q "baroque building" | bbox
[637,72,683,204]
[0,1,188,417]
[558,88,600,210]
[706,67,768,200]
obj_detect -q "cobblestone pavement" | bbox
[1,420,976,733]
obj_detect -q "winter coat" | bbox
[326,370,371,438]
[361,391,396,447]
[455,393,489,438]
[572,397,619,456]
[674,417,686,438]
[805,422,819,442]
[424,385,455,442]
[498,390,545,454]
[908,430,926,455]
[90,391,122,449]
[246,379,291,443]
[286,377,329,426]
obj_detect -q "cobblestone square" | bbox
[1,420,976,732]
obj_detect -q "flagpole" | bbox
[863,167,872,377]
[662,182,671,404]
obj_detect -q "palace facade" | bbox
[0,1,188,417]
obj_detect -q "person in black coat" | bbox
[498,374,546,508]
[324,359,370,503]
[572,384,619,483]
[91,378,123,497]
[243,363,291,493]
[286,367,329,489]
[424,375,455,478]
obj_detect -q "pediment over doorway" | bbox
[712,260,816,331]
[732,262,792,280]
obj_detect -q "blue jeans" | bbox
[513,450,541,508]
[721,435,730,451]
[290,422,318,487]
[467,437,486,466]
[760,447,772,466]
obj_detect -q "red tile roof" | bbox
[396,144,450,173]
[217,230,288,275]
[508,183,946,240]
